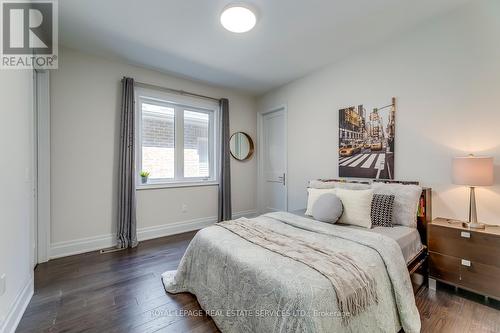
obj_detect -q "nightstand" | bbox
[428,218,500,300]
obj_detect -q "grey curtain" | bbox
[218,98,232,222]
[117,77,138,248]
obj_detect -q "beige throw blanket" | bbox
[217,218,378,324]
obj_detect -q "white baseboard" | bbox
[0,276,33,333]
[233,209,259,219]
[137,215,217,242]
[50,233,115,259]
[49,210,258,260]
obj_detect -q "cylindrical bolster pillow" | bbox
[312,193,343,223]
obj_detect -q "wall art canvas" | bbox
[338,97,395,179]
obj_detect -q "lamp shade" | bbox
[453,156,494,186]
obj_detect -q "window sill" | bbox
[136,181,219,190]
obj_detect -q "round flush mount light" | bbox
[220,5,257,33]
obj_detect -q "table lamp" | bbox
[452,155,494,229]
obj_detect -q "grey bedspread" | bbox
[217,218,378,324]
[162,212,421,333]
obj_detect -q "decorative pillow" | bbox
[312,193,343,224]
[335,188,374,228]
[371,183,422,228]
[371,194,395,227]
[305,188,336,216]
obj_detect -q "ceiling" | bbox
[59,0,470,95]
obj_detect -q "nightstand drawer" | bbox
[460,259,500,299]
[429,252,500,299]
[428,224,500,268]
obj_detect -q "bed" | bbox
[292,209,425,265]
[163,181,431,333]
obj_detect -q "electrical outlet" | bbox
[0,274,6,296]
[181,204,188,213]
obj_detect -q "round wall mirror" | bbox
[230,132,254,161]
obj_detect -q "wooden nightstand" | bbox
[428,218,500,300]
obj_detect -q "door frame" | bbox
[31,70,38,268]
[257,105,288,214]
[34,70,51,263]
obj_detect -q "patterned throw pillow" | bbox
[371,194,395,227]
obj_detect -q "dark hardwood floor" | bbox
[18,231,500,333]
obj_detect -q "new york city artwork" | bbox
[338,97,396,179]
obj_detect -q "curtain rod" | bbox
[135,81,221,103]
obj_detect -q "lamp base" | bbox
[468,222,485,229]
[467,187,485,229]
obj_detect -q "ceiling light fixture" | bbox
[220,5,257,33]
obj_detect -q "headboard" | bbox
[314,179,432,245]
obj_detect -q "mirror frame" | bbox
[229,132,254,161]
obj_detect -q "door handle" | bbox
[277,173,286,186]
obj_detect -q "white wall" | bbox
[50,47,258,256]
[259,0,500,225]
[0,71,34,331]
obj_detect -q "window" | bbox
[136,88,218,187]
[183,110,210,178]
[141,102,175,179]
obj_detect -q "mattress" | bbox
[291,209,423,264]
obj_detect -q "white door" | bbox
[260,108,287,212]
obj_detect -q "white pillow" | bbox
[305,188,336,216]
[336,188,374,228]
[371,183,422,228]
